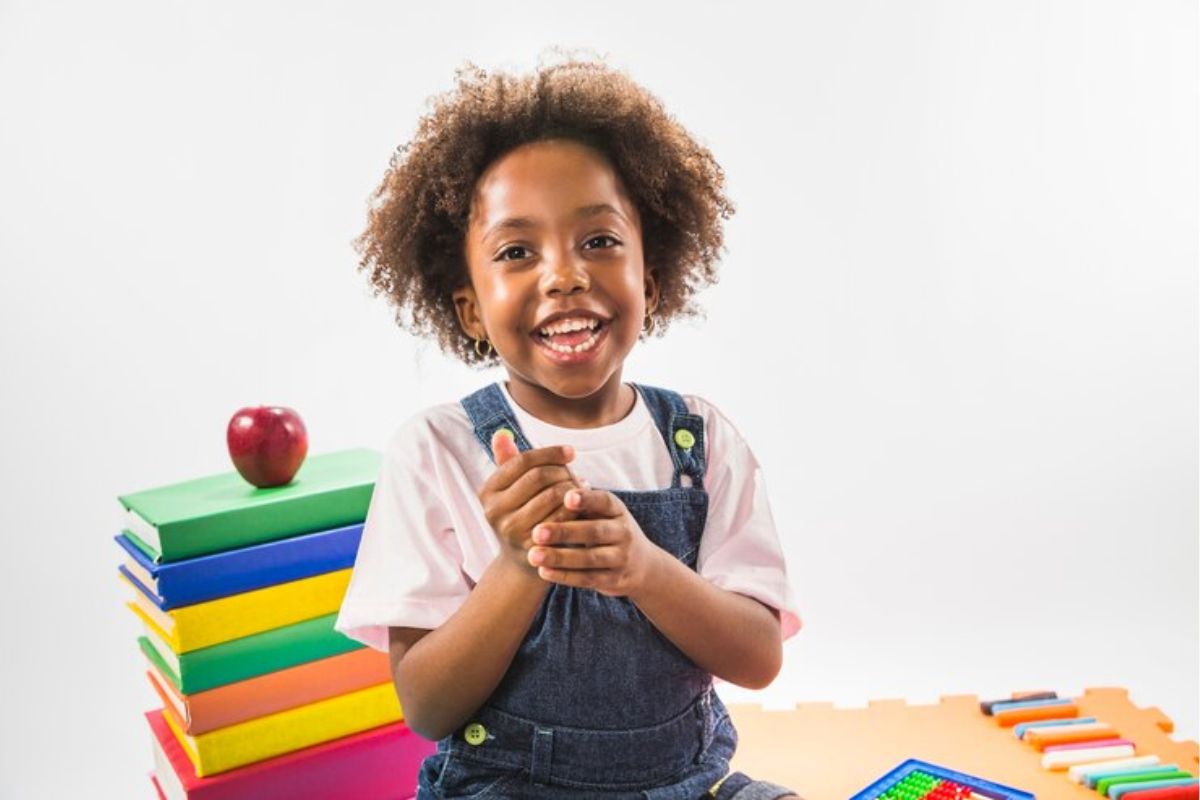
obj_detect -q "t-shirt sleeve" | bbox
[693,398,802,642]
[334,420,472,652]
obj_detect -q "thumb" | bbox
[491,428,519,465]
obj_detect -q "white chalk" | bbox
[1043,744,1136,770]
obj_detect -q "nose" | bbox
[540,244,590,297]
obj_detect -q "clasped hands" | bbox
[479,429,661,598]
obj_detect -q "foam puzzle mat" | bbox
[727,688,1198,800]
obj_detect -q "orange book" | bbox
[146,647,392,734]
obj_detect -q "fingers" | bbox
[517,490,648,598]
[533,563,625,595]
[504,465,579,515]
[503,477,581,535]
[543,503,584,524]
[485,444,575,494]
[535,567,598,589]
[490,428,520,466]
[530,518,622,548]
[527,543,622,571]
[562,487,623,519]
[525,517,626,572]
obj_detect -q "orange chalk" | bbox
[1026,724,1119,751]
[995,702,1080,727]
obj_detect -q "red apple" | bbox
[226,406,308,488]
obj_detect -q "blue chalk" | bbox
[989,696,1074,714]
[1014,716,1096,739]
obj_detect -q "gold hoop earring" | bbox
[642,313,656,336]
[474,337,494,358]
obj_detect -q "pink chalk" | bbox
[1044,738,1134,752]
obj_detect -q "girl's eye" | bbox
[496,245,529,262]
[583,234,620,250]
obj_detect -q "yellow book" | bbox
[121,568,351,653]
[161,681,403,777]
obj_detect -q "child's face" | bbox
[455,138,656,408]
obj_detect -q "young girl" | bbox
[336,58,802,799]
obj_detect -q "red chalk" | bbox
[1118,786,1199,800]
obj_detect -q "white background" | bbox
[0,1,1195,796]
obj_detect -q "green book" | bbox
[138,613,363,694]
[118,448,380,563]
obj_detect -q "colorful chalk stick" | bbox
[995,701,1079,727]
[1045,738,1134,752]
[990,696,1073,714]
[1086,763,1177,788]
[1070,756,1161,784]
[1043,743,1137,769]
[981,692,1058,715]
[1111,778,1200,800]
[1027,723,1119,750]
[1098,769,1193,796]
[1016,716,1097,739]
[1119,785,1200,800]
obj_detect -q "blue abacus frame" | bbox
[848,758,1036,800]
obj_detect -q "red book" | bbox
[146,709,432,799]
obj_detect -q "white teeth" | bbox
[538,317,600,336]
[543,327,602,354]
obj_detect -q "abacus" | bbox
[849,759,1034,800]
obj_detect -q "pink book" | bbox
[146,709,433,799]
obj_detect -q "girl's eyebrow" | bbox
[482,216,538,243]
[574,203,629,224]
[481,203,630,243]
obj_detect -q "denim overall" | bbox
[415,383,793,800]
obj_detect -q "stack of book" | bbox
[116,448,434,799]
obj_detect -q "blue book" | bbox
[114,523,363,610]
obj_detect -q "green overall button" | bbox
[674,429,696,449]
[463,722,487,745]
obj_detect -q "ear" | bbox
[452,284,486,340]
[643,267,660,316]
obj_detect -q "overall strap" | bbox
[632,383,707,488]
[460,383,534,464]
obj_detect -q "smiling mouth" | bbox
[532,317,608,359]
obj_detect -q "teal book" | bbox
[118,448,380,563]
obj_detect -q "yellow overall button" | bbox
[674,429,696,449]
[463,722,488,746]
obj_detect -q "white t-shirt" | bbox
[335,382,801,652]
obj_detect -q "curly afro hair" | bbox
[356,57,735,366]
